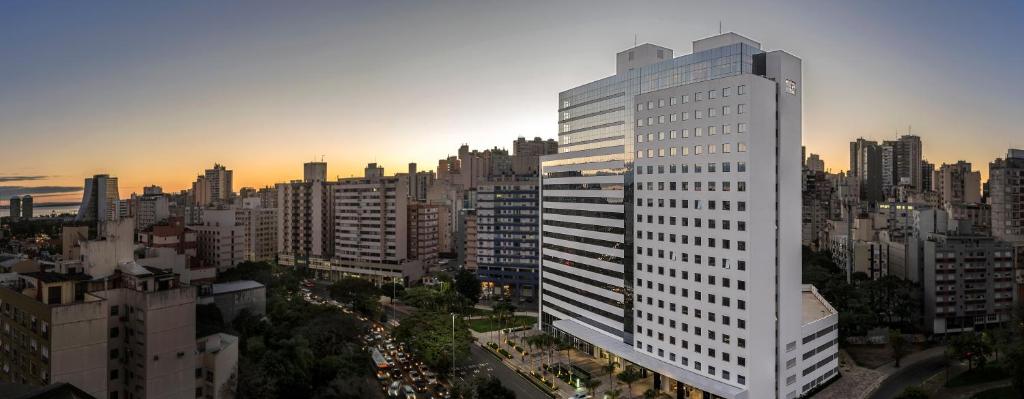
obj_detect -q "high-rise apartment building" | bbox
[922,232,1015,333]
[896,135,923,190]
[936,161,981,207]
[303,161,327,183]
[135,192,170,232]
[76,174,120,223]
[276,167,335,266]
[921,160,935,192]
[881,140,897,197]
[20,195,32,220]
[475,177,539,300]
[539,33,838,399]
[8,196,21,222]
[989,149,1024,298]
[334,163,410,264]
[238,198,278,263]
[407,203,440,265]
[850,139,883,202]
[191,164,234,207]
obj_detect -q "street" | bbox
[868,354,947,399]
[464,343,552,399]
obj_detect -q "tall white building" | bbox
[539,33,838,399]
[189,209,246,271]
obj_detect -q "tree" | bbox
[642,388,659,399]
[1006,347,1024,399]
[894,386,928,399]
[493,301,517,343]
[394,310,473,373]
[454,269,482,305]
[584,378,602,396]
[890,329,908,367]
[328,277,380,316]
[616,366,643,399]
[605,389,623,399]
[196,303,225,337]
[475,375,516,399]
[950,331,992,371]
[602,359,617,392]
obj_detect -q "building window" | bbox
[738,85,746,95]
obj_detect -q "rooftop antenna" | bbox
[719,21,723,34]
[634,33,637,47]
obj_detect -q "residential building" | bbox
[881,140,897,197]
[464,209,478,272]
[276,164,335,266]
[334,163,410,265]
[75,175,119,224]
[20,195,32,220]
[896,135,923,191]
[189,209,245,272]
[195,333,238,399]
[0,219,197,399]
[135,192,170,232]
[303,161,327,183]
[407,203,440,265]
[237,199,277,263]
[804,154,825,173]
[921,160,935,192]
[989,149,1024,298]
[922,234,1015,333]
[539,33,838,399]
[475,177,539,300]
[8,196,21,222]
[936,161,981,207]
[802,170,833,249]
[850,139,883,203]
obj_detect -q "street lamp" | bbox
[451,312,456,376]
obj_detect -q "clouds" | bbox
[0,185,82,198]
[0,175,48,183]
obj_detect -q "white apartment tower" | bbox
[539,33,838,399]
[276,163,335,266]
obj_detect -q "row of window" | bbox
[637,123,749,142]
[637,199,747,213]
[638,104,748,127]
[634,335,747,385]
[637,162,747,174]
[638,180,747,192]
[636,85,748,111]
[637,142,748,158]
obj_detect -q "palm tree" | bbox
[601,359,616,391]
[605,389,622,399]
[642,388,659,399]
[584,378,602,397]
[616,366,643,399]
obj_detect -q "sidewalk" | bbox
[472,329,666,399]
[933,379,1011,399]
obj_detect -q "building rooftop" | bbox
[802,285,837,325]
[22,271,92,283]
[211,280,264,295]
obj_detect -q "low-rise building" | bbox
[195,333,238,399]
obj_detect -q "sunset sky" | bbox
[3,0,1023,204]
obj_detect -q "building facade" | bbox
[539,34,838,399]
[275,177,335,266]
[475,177,539,300]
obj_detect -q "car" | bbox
[429,384,450,399]
[423,371,438,385]
[387,381,402,397]
[376,369,389,381]
[414,379,428,392]
[390,368,403,380]
[403,385,417,399]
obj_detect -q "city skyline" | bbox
[3,0,1023,204]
